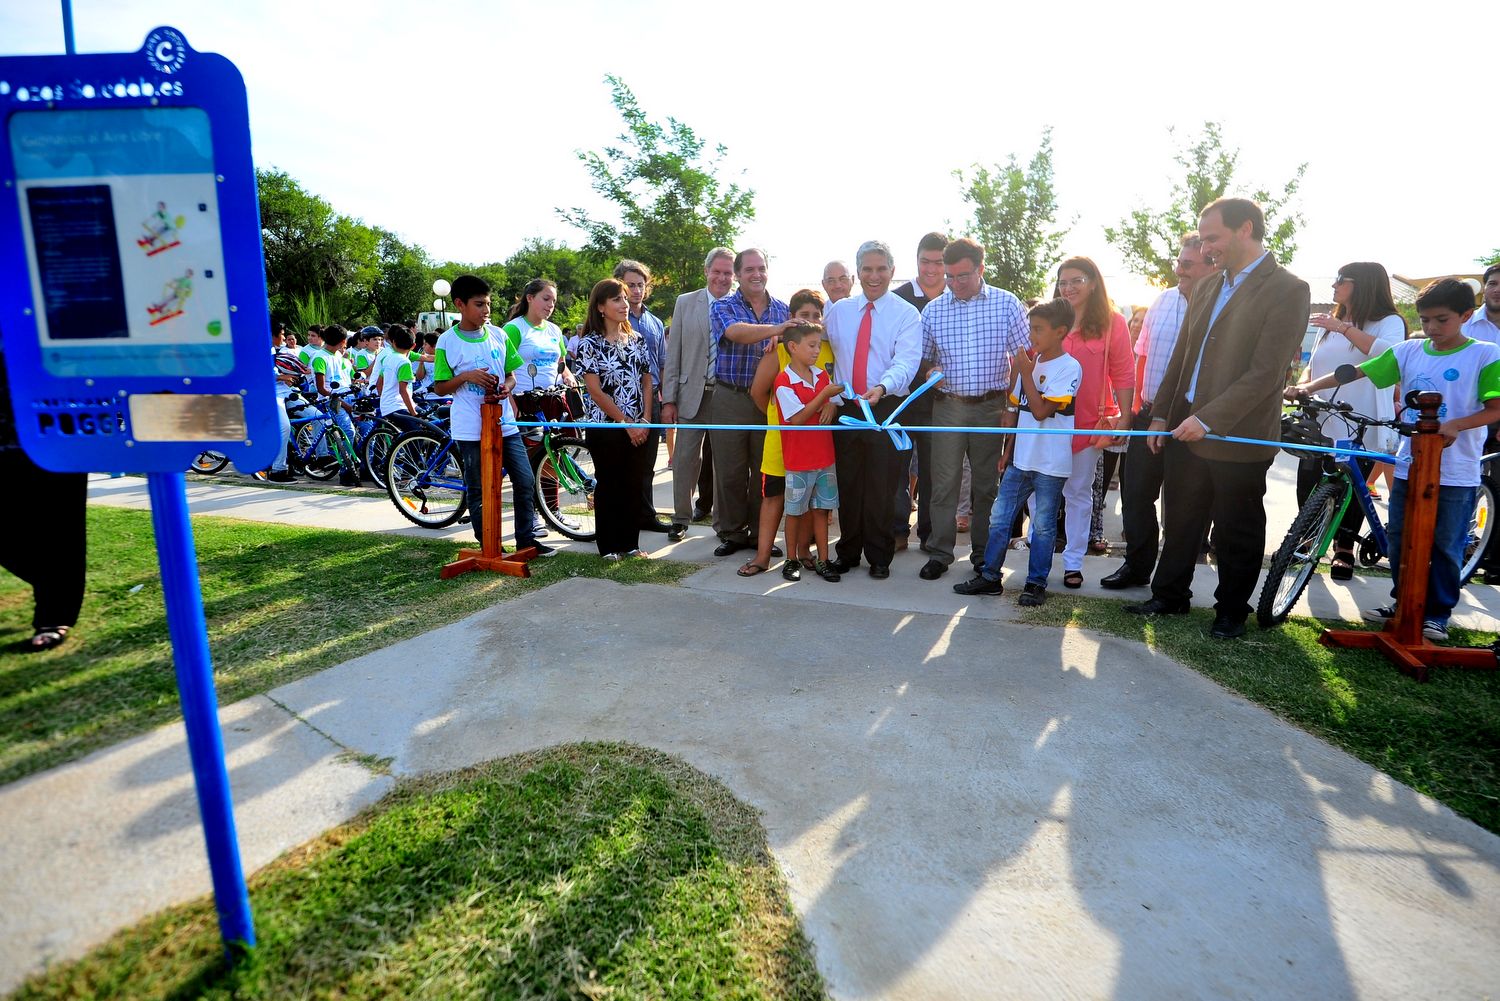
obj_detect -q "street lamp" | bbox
[432,278,451,329]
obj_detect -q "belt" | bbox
[720,383,752,394]
[936,388,1008,403]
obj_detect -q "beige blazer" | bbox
[663,288,714,419]
[1155,254,1311,463]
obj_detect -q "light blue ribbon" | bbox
[834,371,945,452]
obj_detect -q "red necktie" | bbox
[853,301,874,396]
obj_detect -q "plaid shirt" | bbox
[920,283,1030,396]
[1136,286,1189,405]
[711,289,789,389]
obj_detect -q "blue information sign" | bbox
[0,26,277,473]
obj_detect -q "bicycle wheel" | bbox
[1460,477,1496,585]
[386,429,468,528]
[362,424,398,490]
[295,421,339,481]
[189,450,229,474]
[1257,480,1345,627]
[532,435,597,541]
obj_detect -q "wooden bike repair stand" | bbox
[441,398,535,579]
[1319,391,1497,681]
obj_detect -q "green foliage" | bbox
[1481,248,1500,268]
[560,75,756,313]
[952,129,1068,301]
[498,238,612,332]
[1104,122,1308,287]
[370,230,432,325]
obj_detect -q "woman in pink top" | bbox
[1055,256,1134,588]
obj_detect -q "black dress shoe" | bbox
[868,564,890,580]
[1210,614,1247,639]
[714,540,748,557]
[1100,565,1151,590]
[918,559,948,581]
[641,519,673,533]
[828,557,858,574]
[692,507,712,522]
[667,523,687,541]
[1123,598,1191,616]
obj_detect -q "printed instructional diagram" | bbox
[137,200,184,256]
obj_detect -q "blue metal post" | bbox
[59,0,76,55]
[145,471,256,954]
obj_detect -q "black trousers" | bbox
[835,395,902,568]
[1150,440,1272,618]
[0,449,87,629]
[586,427,653,556]
[1119,406,1166,575]
[697,434,714,514]
[639,394,662,524]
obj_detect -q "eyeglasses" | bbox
[623,281,648,291]
[1057,277,1089,290]
[1333,276,1354,287]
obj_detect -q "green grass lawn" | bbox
[1025,596,1500,834]
[8,743,827,1001]
[0,507,696,786]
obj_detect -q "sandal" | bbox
[736,561,769,577]
[27,625,70,652]
[1330,548,1355,582]
[1063,570,1084,589]
[800,556,818,571]
[1088,540,1110,555]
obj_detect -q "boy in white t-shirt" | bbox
[373,324,421,431]
[955,298,1083,605]
[310,324,363,487]
[1293,278,1500,641]
[430,274,551,556]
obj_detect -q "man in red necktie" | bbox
[821,240,923,578]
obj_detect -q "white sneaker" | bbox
[1422,620,1449,642]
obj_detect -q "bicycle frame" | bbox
[1335,438,1390,557]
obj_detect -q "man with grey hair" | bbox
[822,260,853,304]
[823,240,923,578]
[663,247,736,540]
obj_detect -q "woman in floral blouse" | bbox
[575,278,656,560]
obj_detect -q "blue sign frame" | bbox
[0,26,277,473]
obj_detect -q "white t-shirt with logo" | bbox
[503,318,567,393]
[434,324,523,441]
[1361,337,1500,487]
[311,349,353,397]
[375,349,415,416]
[1010,352,1083,479]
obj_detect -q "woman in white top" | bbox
[502,279,575,394]
[1301,261,1407,580]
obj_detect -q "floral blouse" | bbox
[575,330,649,424]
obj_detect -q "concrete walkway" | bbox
[2,468,1497,997]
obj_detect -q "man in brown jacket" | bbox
[1125,197,1311,639]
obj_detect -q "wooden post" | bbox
[1319,390,1497,680]
[441,397,535,579]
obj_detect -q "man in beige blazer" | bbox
[662,247,735,540]
[1125,197,1311,639]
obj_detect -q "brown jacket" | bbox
[1155,254,1310,462]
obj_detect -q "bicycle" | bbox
[515,386,597,541]
[1257,392,1497,627]
[189,450,229,474]
[384,422,468,528]
[361,395,450,491]
[285,389,360,482]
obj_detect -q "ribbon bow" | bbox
[836,371,945,451]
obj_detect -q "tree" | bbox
[1105,122,1307,287]
[559,75,755,312]
[952,130,1068,301]
[257,167,382,327]
[499,238,611,331]
[371,230,432,324]
[1481,249,1500,268]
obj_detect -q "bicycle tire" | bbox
[1258,480,1346,627]
[386,428,468,528]
[189,450,229,474]
[362,424,398,490]
[531,435,597,541]
[295,421,340,481]
[1460,477,1497,585]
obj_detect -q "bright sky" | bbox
[4,0,1492,308]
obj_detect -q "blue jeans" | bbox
[456,434,538,547]
[272,395,292,472]
[978,465,1067,587]
[1386,477,1476,625]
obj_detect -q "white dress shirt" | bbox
[1462,309,1500,346]
[823,290,923,398]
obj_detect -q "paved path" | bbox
[2,465,1497,997]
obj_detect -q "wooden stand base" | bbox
[1318,628,1496,683]
[441,546,536,580]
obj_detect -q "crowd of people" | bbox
[263,195,1500,643]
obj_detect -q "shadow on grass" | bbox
[0,508,695,786]
[10,744,826,1001]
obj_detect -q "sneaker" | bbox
[1422,619,1449,642]
[252,470,269,481]
[814,559,841,582]
[1017,582,1047,607]
[1362,605,1396,624]
[781,559,802,582]
[528,542,558,557]
[953,574,1003,596]
[339,471,361,488]
[266,469,297,483]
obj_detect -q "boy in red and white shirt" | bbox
[774,322,845,583]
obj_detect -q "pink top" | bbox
[1063,313,1134,453]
